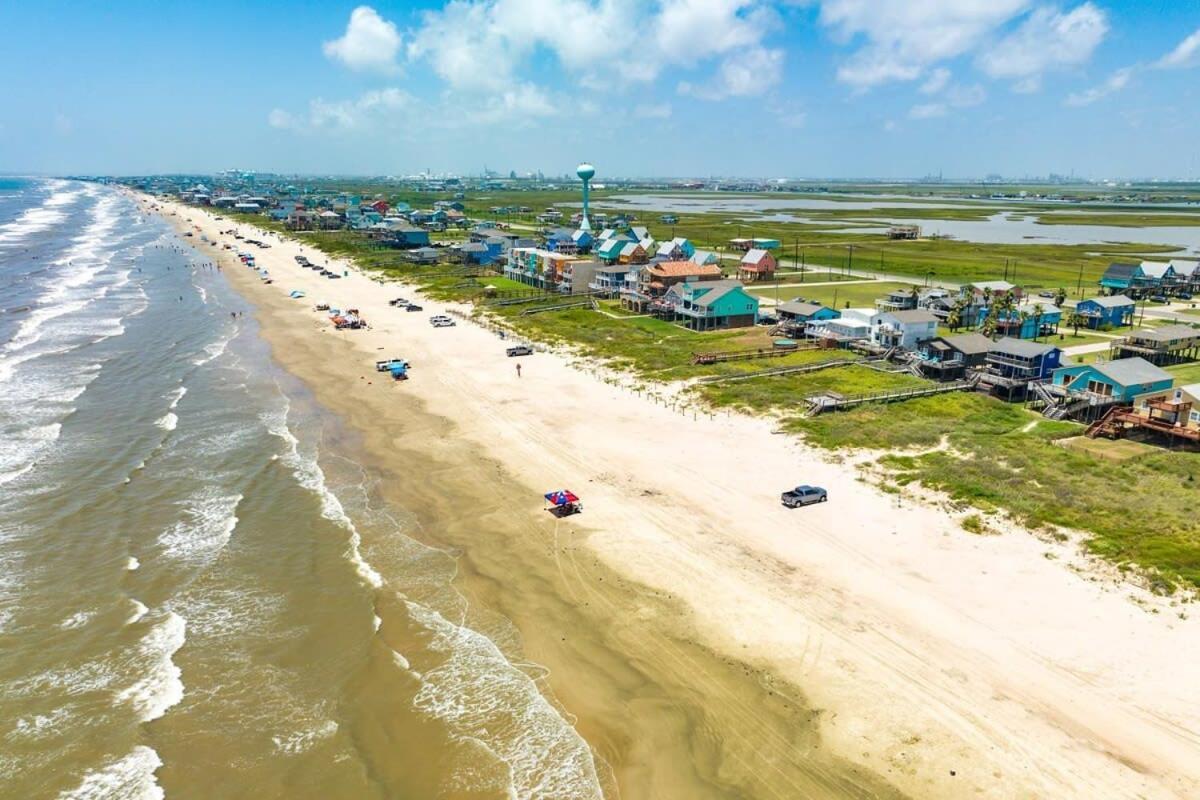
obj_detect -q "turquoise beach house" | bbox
[660,279,759,331]
[1051,357,1173,402]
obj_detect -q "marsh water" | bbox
[593,193,1200,251]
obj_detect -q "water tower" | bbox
[576,162,596,232]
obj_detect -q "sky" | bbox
[2,0,1199,179]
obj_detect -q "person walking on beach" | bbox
[515,363,522,378]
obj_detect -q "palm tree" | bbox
[947,304,963,333]
[981,307,999,339]
[1054,287,1067,307]
[1065,308,1087,336]
[1031,303,1045,341]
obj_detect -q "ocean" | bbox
[0,179,605,799]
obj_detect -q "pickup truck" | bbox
[781,485,828,508]
[506,345,534,357]
[375,358,409,372]
[430,316,456,328]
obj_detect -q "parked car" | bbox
[430,316,456,328]
[1037,290,1055,298]
[406,304,423,312]
[506,345,534,357]
[388,297,408,306]
[1149,295,1170,304]
[327,273,341,279]
[1177,291,1193,301]
[781,485,828,508]
[375,358,409,372]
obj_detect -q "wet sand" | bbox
[151,196,1200,800]
[216,247,904,799]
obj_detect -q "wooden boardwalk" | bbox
[520,298,599,316]
[690,343,817,365]
[806,376,977,414]
[693,357,858,385]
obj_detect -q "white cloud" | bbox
[407,0,783,92]
[818,0,1029,88]
[1156,27,1200,70]
[909,103,946,119]
[462,83,554,124]
[1065,66,1133,106]
[920,68,951,94]
[977,3,1108,88]
[634,103,673,119]
[267,108,297,129]
[276,87,413,131]
[908,81,984,119]
[767,99,806,128]
[323,6,403,73]
[679,46,784,99]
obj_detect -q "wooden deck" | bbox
[1087,407,1200,443]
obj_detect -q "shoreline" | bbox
[147,193,1200,798]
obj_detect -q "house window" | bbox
[1086,380,1113,397]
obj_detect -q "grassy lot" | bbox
[790,391,1200,591]
[693,364,925,413]
[1167,362,1200,384]
[773,270,868,282]
[751,281,920,309]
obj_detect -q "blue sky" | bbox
[2,0,1198,178]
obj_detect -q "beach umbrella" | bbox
[544,490,580,506]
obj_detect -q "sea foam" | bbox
[57,745,164,800]
[113,612,185,722]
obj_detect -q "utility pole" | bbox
[1076,262,1084,298]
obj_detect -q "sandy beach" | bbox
[148,194,1200,799]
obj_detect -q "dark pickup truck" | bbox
[781,485,827,508]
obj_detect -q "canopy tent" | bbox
[544,490,580,506]
[289,290,306,298]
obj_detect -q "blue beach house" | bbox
[980,338,1063,400]
[1051,357,1173,402]
[1074,295,1135,329]
[776,300,839,325]
[1100,262,1157,296]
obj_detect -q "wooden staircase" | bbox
[1085,406,1125,439]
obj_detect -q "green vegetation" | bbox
[791,391,1200,590]
[694,365,924,412]
[751,281,918,309]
